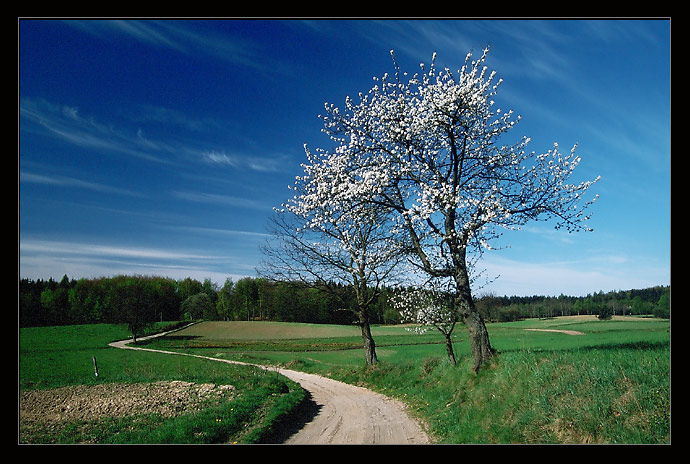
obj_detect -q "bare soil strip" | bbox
[20,381,235,423]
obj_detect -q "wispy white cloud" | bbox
[519,225,576,245]
[19,238,246,284]
[21,98,288,175]
[20,98,173,164]
[172,190,270,210]
[130,104,227,133]
[63,19,185,51]
[202,150,242,168]
[20,171,141,197]
[354,19,574,82]
[108,20,188,51]
[201,149,289,173]
[169,225,270,238]
[63,19,273,72]
[20,239,213,261]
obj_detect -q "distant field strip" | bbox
[524,329,585,336]
[173,321,364,340]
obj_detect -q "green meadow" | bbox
[19,323,305,444]
[19,315,670,444]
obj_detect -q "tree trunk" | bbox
[444,332,456,366]
[360,320,378,365]
[454,256,495,372]
[463,308,494,372]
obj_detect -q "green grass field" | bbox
[19,315,670,444]
[19,322,306,444]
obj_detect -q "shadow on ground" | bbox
[259,391,323,444]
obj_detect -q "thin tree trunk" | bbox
[360,319,378,365]
[444,333,456,366]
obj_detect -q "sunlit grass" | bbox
[159,316,670,444]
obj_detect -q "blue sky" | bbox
[19,19,671,296]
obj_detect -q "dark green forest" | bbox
[19,274,670,329]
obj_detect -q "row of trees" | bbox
[19,275,210,339]
[19,274,669,330]
[475,286,670,321]
[18,275,398,330]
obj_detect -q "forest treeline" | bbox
[18,274,670,329]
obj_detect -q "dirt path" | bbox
[108,331,430,445]
[524,328,585,336]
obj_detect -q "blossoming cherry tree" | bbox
[301,48,599,371]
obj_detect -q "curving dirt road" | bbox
[109,331,430,445]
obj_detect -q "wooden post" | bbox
[93,356,99,377]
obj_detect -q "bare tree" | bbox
[261,172,404,365]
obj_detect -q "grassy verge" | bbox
[320,344,670,443]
